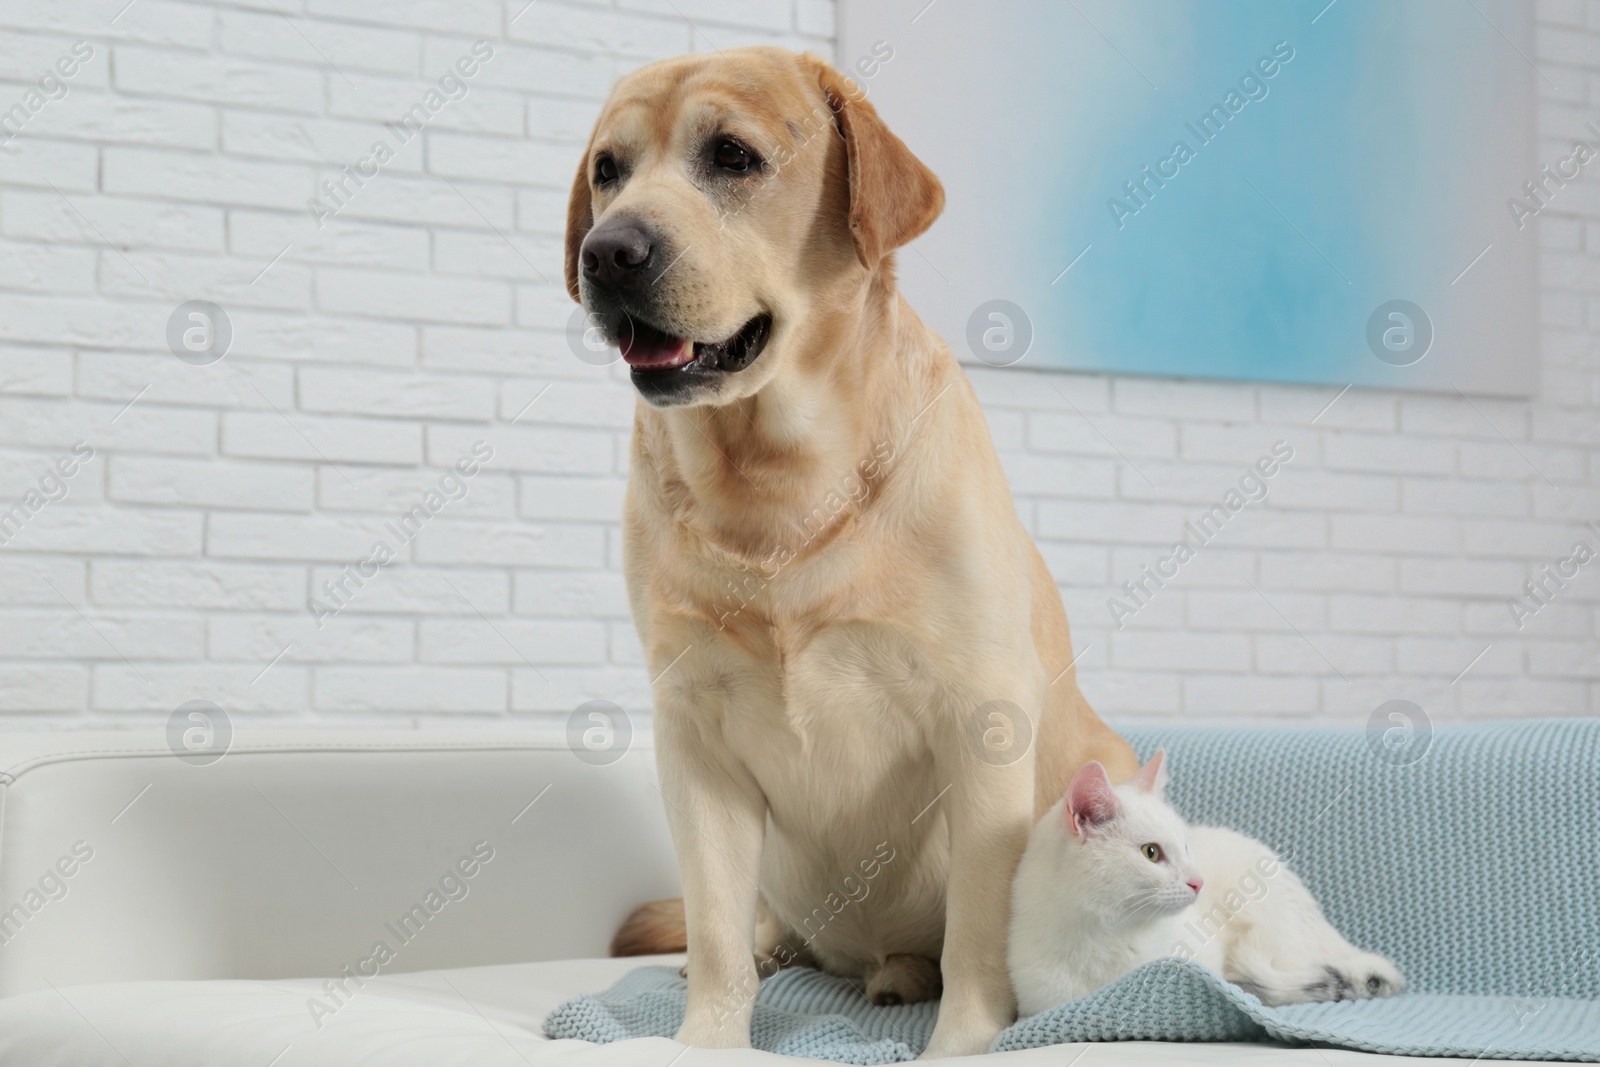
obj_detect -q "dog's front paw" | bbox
[919,1030,998,1060]
[919,1008,1009,1059]
[674,1017,752,1049]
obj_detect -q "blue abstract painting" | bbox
[839,0,1538,395]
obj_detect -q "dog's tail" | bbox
[610,898,688,956]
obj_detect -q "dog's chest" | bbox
[733,617,954,962]
[642,504,967,835]
[717,613,947,823]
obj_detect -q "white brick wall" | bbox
[0,0,1594,731]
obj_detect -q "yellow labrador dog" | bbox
[565,47,1136,1057]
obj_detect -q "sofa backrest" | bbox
[0,729,678,996]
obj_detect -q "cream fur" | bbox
[566,48,1137,1058]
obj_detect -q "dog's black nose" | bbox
[581,222,652,288]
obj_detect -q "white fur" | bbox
[1009,755,1404,1017]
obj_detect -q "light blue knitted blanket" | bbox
[544,720,1600,1061]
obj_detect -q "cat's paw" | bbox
[1292,952,1404,1004]
[1344,951,1405,999]
[1234,949,1403,1005]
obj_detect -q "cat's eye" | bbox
[1141,843,1163,863]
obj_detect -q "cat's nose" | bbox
[1187,876,1204,894]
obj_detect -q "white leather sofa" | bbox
[0,728,1534,1066]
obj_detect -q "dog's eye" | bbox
[1141,843,1163,863]
[594,155,619,186]
[713,139,753,173]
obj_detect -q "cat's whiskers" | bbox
[1115,889,1172,923]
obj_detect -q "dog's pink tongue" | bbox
[622,332,693,369]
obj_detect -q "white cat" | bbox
[1008,751,1404,1017]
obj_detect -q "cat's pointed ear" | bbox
[1065,761,1120,838]
[1131,750,1168,796]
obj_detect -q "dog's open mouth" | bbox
[621,314,772,375]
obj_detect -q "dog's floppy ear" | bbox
[805,55,944,270]
[564,134,595,302]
